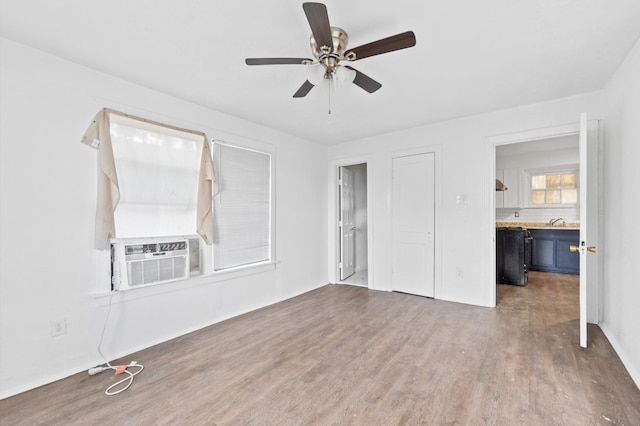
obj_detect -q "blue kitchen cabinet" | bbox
[529,229,580,274]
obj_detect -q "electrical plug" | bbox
[88,366,108,375]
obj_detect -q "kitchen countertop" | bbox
[496,222,580,230]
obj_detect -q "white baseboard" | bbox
[599,323,640,390]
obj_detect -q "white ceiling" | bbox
[2,0,639,145]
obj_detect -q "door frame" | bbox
[328,155,373,288]
[487,121,601,324]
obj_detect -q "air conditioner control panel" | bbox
[124,241,187,255]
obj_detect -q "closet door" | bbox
[391,152,435,297]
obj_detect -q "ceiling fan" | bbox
[245,2,416,98]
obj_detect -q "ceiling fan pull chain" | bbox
[328,79,332,115]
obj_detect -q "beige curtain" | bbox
[197,136,218,245]
[81,108,218,249]
[81,109,119,249]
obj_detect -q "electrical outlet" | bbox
[51,317,67,337]
[514,211,520,217]
[455,267,464,278]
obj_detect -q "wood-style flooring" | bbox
[2,272,639,425]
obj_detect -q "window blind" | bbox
[213,143,271,271]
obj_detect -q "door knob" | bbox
[569,245,597,253]
[351,226,357,231]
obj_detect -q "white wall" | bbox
[601,39,640,387]
[0,38,328,398]
[329,92,603,307]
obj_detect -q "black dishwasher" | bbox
[496,227,531,286]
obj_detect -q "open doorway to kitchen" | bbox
[337,163,369,286]
[494,135,582,348]
[494,134,580,303]
[490,118,601,349]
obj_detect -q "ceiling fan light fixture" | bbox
[335,65,356,83]
[306,64,327,85]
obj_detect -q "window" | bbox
[81,108,215,250]
[109,114,203,238]
[83,109,274,281]
[529,169,578,206]
[212,142,272,271]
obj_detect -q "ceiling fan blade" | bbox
[245,58,312,65]
[344,66,382,93]
[345,31,416,61]
[303,2,334,51]
[293,80,315,98]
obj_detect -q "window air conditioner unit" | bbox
[111,238,190,291]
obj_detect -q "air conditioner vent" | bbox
[112,238,190,290]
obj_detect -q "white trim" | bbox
[210,139,276,274]
[93,262,278,302]
[599,323,640,389]
[489,122,580,145]
[486,143,497,307]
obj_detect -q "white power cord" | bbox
[88,361,144,395]
[88,289,144,395]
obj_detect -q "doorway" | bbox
[490,118,600,348]
[338,163,368,286]
[495,134,580,305]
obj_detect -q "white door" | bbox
[391,153,435,297]
[339,167,355,280]
[577,113,599,348]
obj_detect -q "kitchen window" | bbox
[528,168,578,206]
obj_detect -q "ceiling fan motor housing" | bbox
[310,26,353,77]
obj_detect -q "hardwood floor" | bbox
[2,272,639,425]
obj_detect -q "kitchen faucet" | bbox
[548,218,565,226]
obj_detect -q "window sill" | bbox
[92,261,277,304]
